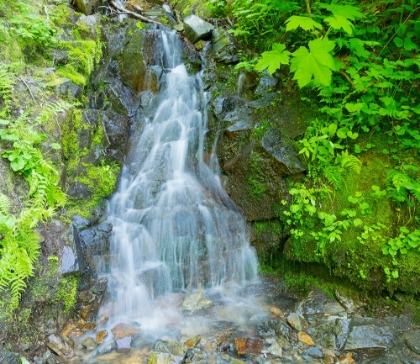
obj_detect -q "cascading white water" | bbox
[99,30,259,333]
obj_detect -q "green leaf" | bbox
[324,15,353,35]
[404,38,418,51]
[318,3,365,20]
[50,143,61,150]
[285,16,323,32]
[255,43,291,75]
[0,119,10,125]
[394,37,403,48]
[290,38,336,87]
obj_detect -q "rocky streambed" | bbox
[26,278,420,364]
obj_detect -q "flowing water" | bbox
[92,30,267,355]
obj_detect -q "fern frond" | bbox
[324,165,343,189]
[35,98,74,125]
[0,193,11,215]
[0,63,15,118]
[339,151,362,174]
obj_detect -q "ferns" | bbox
[338,150,362,175]
[387,169,420,205]
[0,96,74,308]
[0,63,15,118]
[35,98,75,125]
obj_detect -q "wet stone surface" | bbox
[57,283,420,364]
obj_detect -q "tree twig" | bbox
[18,77,36,102]
[109,1,164,26]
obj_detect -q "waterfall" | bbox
[99,30,259,333]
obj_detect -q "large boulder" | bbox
[183,15,214,44]
[74,0,101,15]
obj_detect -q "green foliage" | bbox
[290,38,336,87]
[0,64,15,118]
[255,43,291,74]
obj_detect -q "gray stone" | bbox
[296,290,346,318]
[286,312,303,331]
[59,245,80,275]
[267,341,283,357]
[147,352,183,364]
[81,337,97,351]
[262,128,306,175]
[68,182,92,199]
[76,15,99,40]
[47,334,73,359]
[182,291,213,314]
[208,28,239,64]
[73,0,100,15]
[403,329,420,354]
[116,336,132,353]
[363,353,404,364]
[153,340,187,357]
[344,324,395,353]
[0,351,20,364]
[183,15,214,44]
[307,347,323,358]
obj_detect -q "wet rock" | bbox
[334,289,364,313]
[363,353,405,364]
[59,245,80,275]
[184,334,202,348]
[262,128,305,175]
[296,290,346,319]
[96,329,107,344]
[208,28,239,64]
[310,318,350,351]
[182,291,213,314]
[147,352,183,364]
[116,336,132,353]
[403,329,420,354]
[153,340,187,357]
[307,347,323,358]
[47,334,74,358]
[234,338,247,355]
[74,0,100,15]
[298,331,315,346]
[287,312,307,331]
[266,341,282,357]
[254,73,278,97]
[97,315,109,326]
[183,15,214,44]
[75,320,96,332]
[81,336,97,351]
[111,323,141,340]
[0,351,20,364]
[76,15,99,40]
[246,338,264,355]
[344,323,394,353]
[270,306,284,318]
[339,352,356,364]
[77,224,112,274]
[68,182,92,199]
[258,320,291,344]
[234,338,264,356]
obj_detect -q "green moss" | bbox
[284,133,420,295]
[247,152,267,199]
[57,274,79,312]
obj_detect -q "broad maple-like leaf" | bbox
[324,14,354,35]
[255,43,291,74]
[318,4,364,20]
[285,16,323,31]
[290,38,336,88]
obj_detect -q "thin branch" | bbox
[109,1,164,26]
[18,77,36,102]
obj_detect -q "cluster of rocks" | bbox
[23,288,420,364]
